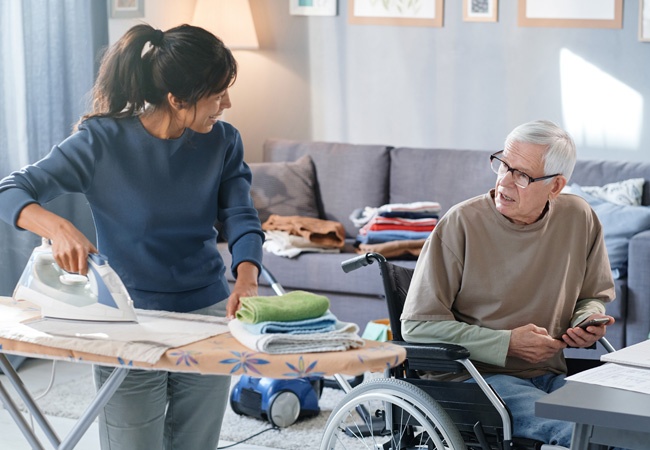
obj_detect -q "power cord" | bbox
[217,425,280,449]
[28,359,58,430]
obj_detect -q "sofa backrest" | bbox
[261,139,650,236]
[263,139,391,237]
[389,147,495,217]
[390,147,650,215]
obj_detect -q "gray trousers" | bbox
[93,301,230,450]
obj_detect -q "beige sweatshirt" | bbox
[401,190,615,378]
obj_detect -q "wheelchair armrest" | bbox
[392,341,470,360]
[392,341,471,373]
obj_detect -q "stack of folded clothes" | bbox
[228,290,364,354]
[350,201,441,259]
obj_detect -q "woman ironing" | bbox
[0,24,263,449]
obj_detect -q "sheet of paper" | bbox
[600,339,650,368]
[566,362,650,395]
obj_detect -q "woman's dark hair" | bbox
[80,24,237,123]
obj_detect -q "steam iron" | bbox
[13,239,138,322]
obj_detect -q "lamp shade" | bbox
[192,0,259,50]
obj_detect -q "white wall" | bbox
[109,0,650,163]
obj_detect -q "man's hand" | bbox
[507,324,567,363]
[561,314,614,349]
[225,261,259,319]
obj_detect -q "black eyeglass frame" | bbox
[489,150,560,188]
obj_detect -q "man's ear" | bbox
[167,93,184,111]
[549,175,567,200]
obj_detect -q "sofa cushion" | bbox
[263,139,391,237]
[580,178,644,206]
[249,155,320,223]
[219,242,417,297]
[389,148,496,216]
[571,159,650,206]
[565,184,650,277]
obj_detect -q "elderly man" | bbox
[400,120,615,448]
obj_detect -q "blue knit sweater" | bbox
[0,117,264,312]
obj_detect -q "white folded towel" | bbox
[228,318,364,354]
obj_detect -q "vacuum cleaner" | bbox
[13,239,138,322]
[230,374,323,428]
[228,266,364,428]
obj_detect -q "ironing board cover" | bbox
[0,297,405,378]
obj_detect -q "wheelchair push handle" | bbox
[341,252,387,273]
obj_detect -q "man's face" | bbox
[493,142,560,225]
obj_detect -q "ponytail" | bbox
[78,23,236,127]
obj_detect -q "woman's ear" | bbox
[167,93,184,111]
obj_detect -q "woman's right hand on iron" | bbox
[16,203,97,275]
[50,224,98,275]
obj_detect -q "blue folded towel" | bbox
[242,310,338,335]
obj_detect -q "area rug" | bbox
[18,367,356,450]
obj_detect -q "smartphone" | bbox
[575,317,610,329]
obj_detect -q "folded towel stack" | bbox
[230,291,364,354]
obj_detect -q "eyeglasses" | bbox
[490,151,560,189]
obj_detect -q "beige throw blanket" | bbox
[262,215,345,248]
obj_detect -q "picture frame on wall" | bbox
[289,0,337,16]
[108,0,145,19]
[349,0,444,27]
[518,0,622,29]
[463,0,498,22]
[641,0,650,42]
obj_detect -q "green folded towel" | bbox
[236,290,330,324]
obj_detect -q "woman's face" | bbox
[184,90,232,134]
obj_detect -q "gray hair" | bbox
[505,120,576,182]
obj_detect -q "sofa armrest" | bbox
[625,230,650,346]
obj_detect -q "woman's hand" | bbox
[17,203,97,275]
[226,261,259,319]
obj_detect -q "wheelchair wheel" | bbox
[320,377,467,450]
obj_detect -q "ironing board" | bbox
[0,296,406,450]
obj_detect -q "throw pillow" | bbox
[579,178,645,206]
[249,155,321,223]
[565,183,650,278]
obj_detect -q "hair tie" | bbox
[151,29,164,47]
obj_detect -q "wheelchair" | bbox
[320,252,614,450]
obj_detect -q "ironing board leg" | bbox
[58,366,129,450]
[0,353,130,450]
[0,371,47,450]
[0,353,61,448]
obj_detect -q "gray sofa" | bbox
[219,138,650,359]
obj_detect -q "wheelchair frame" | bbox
[320,252,613,450]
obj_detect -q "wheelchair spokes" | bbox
[321,378,467,450]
